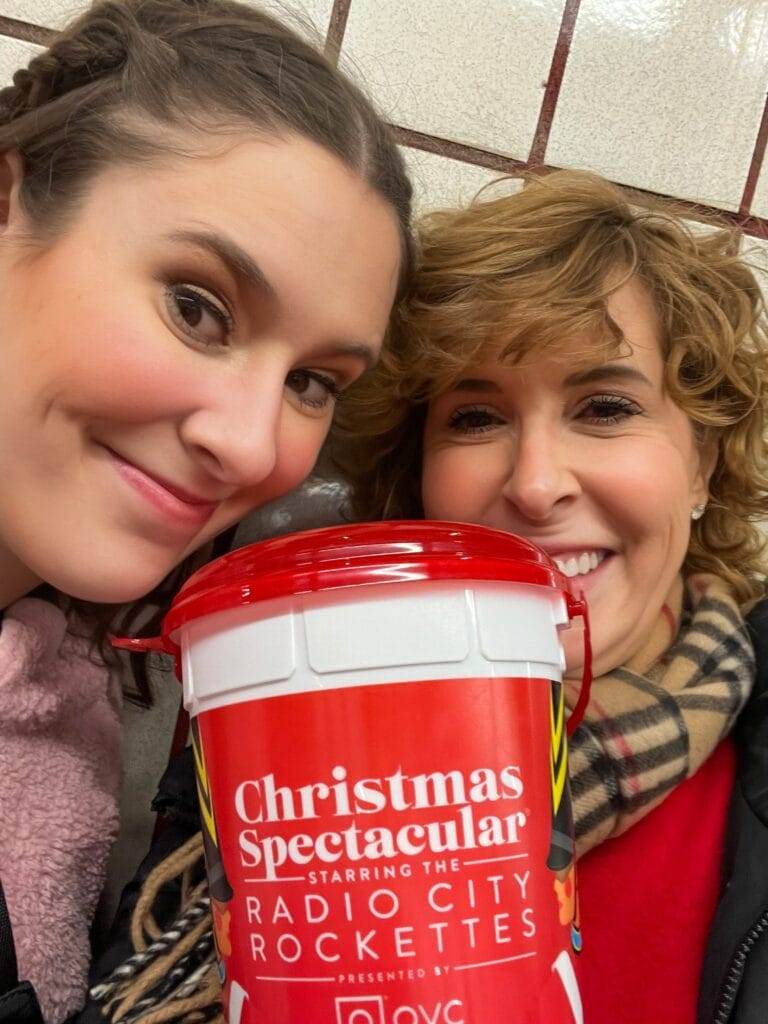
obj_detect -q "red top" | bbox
[577,739,736,1023]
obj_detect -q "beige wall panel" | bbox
[0,34,43,85]
[402,145,521,216]
[343,0,567,160]
[547,0,768,211]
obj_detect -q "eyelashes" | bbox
[446,394,642,435]
[447,405,504,435]
[165,282,233,349]
[285,368,341,410]
[578,394,642,425]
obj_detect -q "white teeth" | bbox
[554,550,607,578]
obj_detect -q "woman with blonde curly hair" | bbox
[333,169,768,1024]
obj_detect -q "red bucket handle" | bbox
[111,635,168,654]
[564,591,592,737]
[111,633,182,679]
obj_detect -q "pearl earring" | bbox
[691,504,707,521]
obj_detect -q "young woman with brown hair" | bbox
[0,1,412,1020]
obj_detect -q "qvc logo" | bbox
[334,995,465,1024]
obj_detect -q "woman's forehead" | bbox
[418,274,665,402]
[432,333,665,401]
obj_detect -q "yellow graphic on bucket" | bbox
[550,679,568,815]
[192,718,218,847]
[191,718,234,964]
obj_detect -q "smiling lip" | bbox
[106,448,219,525]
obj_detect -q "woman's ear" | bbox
[0,150,25,234]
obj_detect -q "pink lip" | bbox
[107,448,218,526]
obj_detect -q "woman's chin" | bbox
[44,559,173,606]
[561,627,586,682]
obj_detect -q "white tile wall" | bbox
[547,0,768,212]
[0,34,42,85]
[0,0,83,27]
[402,146,521,215]
[342,0,566,160]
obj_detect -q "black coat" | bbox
[2,607,767,1024]
[697,599,768,1024]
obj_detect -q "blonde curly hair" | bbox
[333,169,768,606]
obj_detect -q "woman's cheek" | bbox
[422,446,487,520]
[421,449,452,518]
[278,411,332,490]
[62,327,192,421]
[600,445,695,528]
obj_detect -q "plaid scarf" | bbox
[570,574,755,856]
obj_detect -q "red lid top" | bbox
[113,521,592,735]
[162,520,571,641]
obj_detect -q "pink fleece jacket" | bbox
[0,598,122,1023]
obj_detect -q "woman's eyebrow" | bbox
[166,228,377,367]
[564,364,652,388]
[323,342,377,369]
[449,377,504,393]
[165,228,276,298]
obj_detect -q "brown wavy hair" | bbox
[0,0,413,701]
[333,169,768,606]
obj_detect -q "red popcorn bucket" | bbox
[115,521,592,1024]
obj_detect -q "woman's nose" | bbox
[500,428,579,523]
[179,376,282,488]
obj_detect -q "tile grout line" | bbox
[393,125,768,239]
[739,88,768,217]
[324,0,352,66]
[0,17,56,47]
[527,0,582,167]
[392,125,530,175]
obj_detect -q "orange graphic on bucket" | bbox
[547,681,582,956]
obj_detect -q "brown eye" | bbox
[447,405,505,435]
[579,394,641,425]
[166,284,233,348]
[285,369,340,411]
